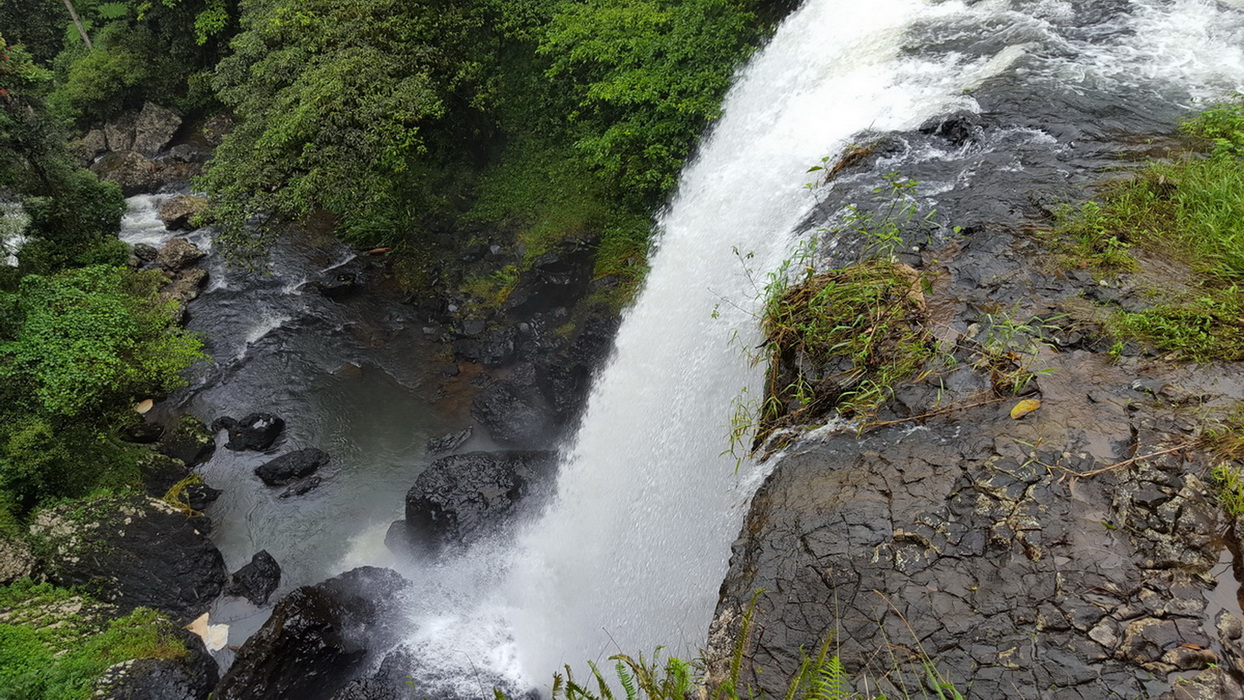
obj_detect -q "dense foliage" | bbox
[199,0,766,297]
[0,34,204,519]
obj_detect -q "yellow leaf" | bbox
[1010,398,1041,420]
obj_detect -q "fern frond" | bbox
[615,660,638,700]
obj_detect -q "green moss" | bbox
[0,581,186,700]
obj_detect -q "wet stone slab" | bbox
[707,349,1244,699]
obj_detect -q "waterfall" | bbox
[389,0,1244,693]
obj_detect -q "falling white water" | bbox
[378,0,1244,693]
[505,0,986,678]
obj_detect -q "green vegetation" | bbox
[196,0,767,302]
[1050,99,1244,361]
[0,34,205,520]
[0,580,187,700]
[1206,401,1244,518]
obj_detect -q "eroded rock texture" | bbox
[708,353,1244,699]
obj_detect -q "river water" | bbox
[124,0,1244,694]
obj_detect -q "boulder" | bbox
[29,495,226,622]
[396,451,557,553]
[0,536,35,584]
[157,415,217,469]
[215,413,285,451]
[104,112,138,152]
[155,238,206,273]
[184,482,222,512]
[225,550,281,605]
[162,268,209,305]
[132,102,183,157]
[470,369,555,447]
[335,646,539,700]
[214,567,410,700]
[158,195,209,232]
[91,151,161,196]
[255,449,329,487]
[132,242,159,263]
[96,629,219,700]
[74,128,109,164]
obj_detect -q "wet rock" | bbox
[162,268,209,305]
[470,367,555,447]
[184,483,221,512]
[453,326,517,368]
[0,536,34,584]
[315,272,361,300]
[215,413,285,451]
[919,110,983,147]
[96,629,218,700]
[225,550,281,605]
[158,195,209,232]
[426,427,472,455]
[214,567,410,700]
[395,451,557,553]
[280,475,323,498]
[132,102,182,157]
[139,452,194,498]
[503,243,595,317]
[92,151,161,196]
[156,238,207,272]
[158,415,217,469]
[133,242,159,263]
[338,646,538,700]
[29,495,226,622]
[255,448,329,487]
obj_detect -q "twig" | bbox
[1058,442,1191,478]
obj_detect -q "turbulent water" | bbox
[120,0,1244,693]
[387,0,1244,694]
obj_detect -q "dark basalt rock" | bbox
[315,272,361,300]
[214,567,410,700]
[158,415,217,469]
[225,550,281,605]
[97,629,218,700]
[122,419,165,444]
[280,475,323,498]
[29,495,226,623]
[919,110,983,148]
[453,326,517,368]
[214,413,285,451]
[502,243,595,317]
[184,483,222,511]
[426,427,472,456]
[394,450,557,554]
[334,646,540,700]
[132,242,159,263]
[255,448,329,487]
[470,372,554,448]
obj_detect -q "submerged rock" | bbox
[255,448,329,487]
[214,567,410,700]
[29,495,226,623]
[215,413,285,451]
[393,450,557,554]
[225,550,281,606]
